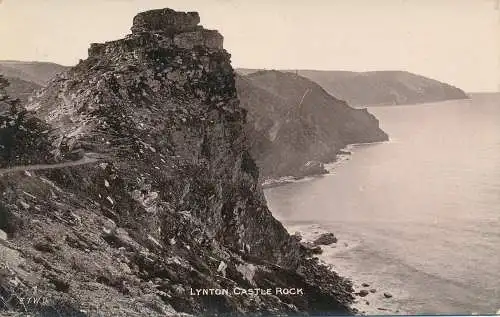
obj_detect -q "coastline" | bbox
[263,138,404,315]
[261,139,392,189]
[354,96,472,108]
[261,147,354,189]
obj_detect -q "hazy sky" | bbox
[0,0,499,92]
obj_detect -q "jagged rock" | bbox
[0,7,355,317]
[384,292,393,298]
[313,232,338,246]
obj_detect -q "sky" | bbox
[0,0,499,92]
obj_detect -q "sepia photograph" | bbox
[0,0,499,316]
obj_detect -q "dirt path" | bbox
[0,154,104,176]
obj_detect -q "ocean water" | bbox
[264,94,500,315]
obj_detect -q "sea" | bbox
[264,93,500,315]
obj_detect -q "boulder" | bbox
[313,232,338,246]
[357,290,369,297]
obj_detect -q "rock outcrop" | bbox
[0,9,355,317]
[312,233,338,246]
[237,70,388,178]
[237,69,470,107]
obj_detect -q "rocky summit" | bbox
[0,8,355,317]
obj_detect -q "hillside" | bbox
[0,61,69,86]
[0,8,355,317]
[237,69,469,107]
[237,70,388,178]
[4,76,42,103]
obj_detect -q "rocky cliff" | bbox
[0,8,354,317]
[237,70,388,178]
[238,69,470,107]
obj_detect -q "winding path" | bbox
[0,153,105,176]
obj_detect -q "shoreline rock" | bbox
[313,233,338,246]
[357,290,369,297]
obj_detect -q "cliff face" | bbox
[237,70,388,178]
[0,9,354,317]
